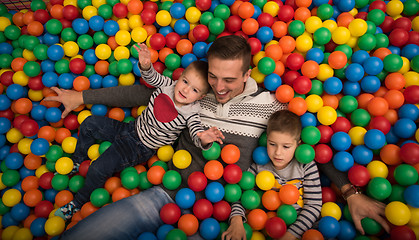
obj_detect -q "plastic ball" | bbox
[205,181,225,203]
[317,106,337,125]
[175,188,196,209]
[265,217,286,239]
[394,164,418,186]
[368,177,392,200]
[44,216,65,236]
[404,185,419,208]
[199,218,220,240]
[172,149,191,169]
[90,188,110,207]
[162,170,181,191]
[2,189,22,207]
[157,145,174,162]
[204,160,224,180]
[193,199,213,220]
[385,201,411,226]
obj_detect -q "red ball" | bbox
[394,17,412,32]
[354,12,368,20]
[324,40,338,53]
[50,0,64,5]
[379,16,394,33]
[257,13,274,27]
[165,32,181,49]
[400,142,419,165]
[223,164,243,184]
[247,37,262,55]
[160,203,181,225]
[172,68,184,81]
[69,58,86,75]
[195,0,212,11]
[0,109,14,121]
[13,115,30,129]
[369,0,386,11]
[277,5,294,22]
[140,9,156,25]
[282,70,300,85]
[28,76,44,90]
[389,28,409,47]
[193,199,213,220]
[212,200,231,222]
[226,15,242,33]
[78,160,90,177]
[368,116,391,135]
[143,1,158,12]
[408,30,419,45]
[62,5,79,21]
[20,119,39,137]
[113,3,128,19]
[321,186,336,203]
[193,24,210,42]
[265,217,287,239]
[318,125,334,143]
[39,172,54,190]
[63,114,80,130]
[33,9,51,25]
[387,165,397,185]
[59,18,72,29]
[0,71,14,86]
[153,62,165,74]
[390,226,416,240]
[292,76,312,94]
[403,85,419,104]
[34,200,54,218]
[149,33,166,50]
[348,165,370,187]
[286,53,305,71]
[314,144,333,164]
[188,171,208,192]
[331,117,351,133]
[234,31,248,40]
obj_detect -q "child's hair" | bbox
[267,110,302,141]
[207,35,251,76]
[183,60,210,93]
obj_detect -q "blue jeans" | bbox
[72,116,156,207]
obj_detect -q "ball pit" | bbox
[0,0,418,239]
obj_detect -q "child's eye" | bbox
[193,88,199,93]
[183,79,187,84]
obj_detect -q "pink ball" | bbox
[400,142,419,165]
[348,165,370,187]
[149,33,166,50]
[160,203,181,225]
[265,217,286,239]
[223,164,243,184]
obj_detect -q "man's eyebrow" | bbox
[208,72,237,80]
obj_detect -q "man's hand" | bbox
[277,232,297,240]
[197,127,225,146]
[133,43,151,70]
[346,192,390,235]
[221,216,246,240]
[43,87,84,118]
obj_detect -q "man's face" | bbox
[207,57,250,104]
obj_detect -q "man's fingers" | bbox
[43,96,59,102]
[353,219,365,235]
[49,86,61,94]
[61,109,71,119]
[372,215,390,233]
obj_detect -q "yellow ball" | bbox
[404,71,419,87]
[295,35,313,53]
[323,20,338,32]
[348,126,367,145]
[44,216,65,236]
[385,201,411,226]
[62,137,77,154]
[332,27,351,45]
[317,106,337,125]
[35,165,49,178]
[131,27,148,43]
[114,46,130,60]
[63,41,79,57]
[348,19,367,37]
[408,205,419,227]
[172,149,192,169]
[137,105,147,116]
[12,227,33,240]
[412,16,419,32]
[185,7,202,24]
[367,160,388,179]
[0,173,7,190]
[63,0,77,6]
[55,157,74,175]
[321,202,342,220]
[2,189,22,207]
[23,49,37,61]
[18,138,33,155]
[129,15,143,29]
[397,56,410,74]
[82,6,98,20]
[86,144,100,161]
[252,51,265,66]
[348,7,358,16]
[157,145,175,162]
[92,0,107,8]
[117,18,130,31]
[305,16,323,33]
[250,67,266,84]
[2,226,19,240]
[6,128,24,144]
[13,71,29,86]
[305,94,324,113]
[250,231,266,240]
[255,171,275,190]
[386,0,404,17]
[317,64,334,81]
[346,36,358,49]
[156,10,172,27]
[0,16,12,31]
[119,73,135,86]
[77,110,92,124]
[263,1,280,17]
[120,0,130,5]
[416,128,419,143]
[28,89,44,102]
[95,44,112,60]
[115,30,132,46]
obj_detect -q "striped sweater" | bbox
[230,160,322,238]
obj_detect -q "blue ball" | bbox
[44,188,58,203]
[0,134,6,148]
[205,182,225,203]
[170,3,186,19]
[401,44,419,60]
[404,185,419,208]
[324,77,343,95]
[362,57,383,75]
[351,145,373,165]
[193,42,208,59]
[47,44,64,61]
[42,33,60,46]
[72,18,89,35]
[2,212,19,228]
[102,75,118,88]
[91,104,108,116]
[175,188,196,209]
[45,107,62,123]
[364,129,386,150]
[256,26,273,44]
[209,0,221,12]
[5,152,24,170]
[345,63,364,82]
[0,42,13,54]
[360,75,381,93]
[398,104,419,121]
[394,118,416,139]
[0,145,11,160]
[200,218,220,240]
[174,19,190,36]
[158,26,173,37]
[220,0,234,6]
[19,166,35,179]
[337,220,357,240]
[313,0,329,6]
[137,232,157,240]
[343,81,361,97]
[89,74,103,89]
[337,0,355,12]
[103,20,119,36]
[332,5,341,19]
[30,217,47,237]
[306,48,324,64]
[42,72,58,88]
[388,45,401,55]
[5,84,24,100]
[58,73,74,89]
[83,49,99,65]
[30,138,50,156]
[331,132,351,151]
[181,53,198,69]
[156,224,174,240]
[31,105,47,121]
[300,112,318,127]
[11,203,30,222]
[264,73,282,91]
[319,216,341,239]
[0,117,11,134]
[0,94,11,111]
[252,146,270,165]
[385,127,399,144]
[89,16,104,32]
[351,50,370,64]
[252,5,262,19]
[41,59,55,72]
[333,151,354,172]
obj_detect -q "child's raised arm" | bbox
[133,43,151,70]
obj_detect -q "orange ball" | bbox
[337,12,354,27]
[357,93,374,109]
[265,44,283,62]
[279,184,300,205]
[108,107,125,121]
[302,229,324,240]
[294,7,311,22]
[50,4,64,19]
[23,189,43,207]
[176,39,193,56]
[24,214,37,229]
[273,60,285,76]
[238,2,255,19]
[23,11,35,25]
[37,126,56,142]
[242,18,259,35]
[230,1,243,16]
[12,12,25,26]
[55,127,71,144]
[112,187,131,202]
[322,94,339,109]
[127,0,143,14]
[130,188,140,195]
[262,190,281,211]
[380,144,402,166]
[383,109,398,125]
[73,76,90,92]
[158,47,174,63]
[247,209,268,230]
[296,0,312,8]
[134,164,147,174]
[24,153,42,170]
[385,73,405,90]
[328,51,347,69]
[383,89,404,109]
[14,98,33,114]
[301,60,319,78]
[107,36,119,50]
[143,25,157,36]
[373,86,388,97]
[21,176,39,192]
[288,97,307,116]
[147,155,159,168]
[104,176,122,195]
[147,165,166,185]
[272,21,288,38]
[220,144,240,164]
[27,21,44,36]
[95,60,110,76]
[80,202,99,219]
[149,48,159,63]
[372,47,392,60]
[55,190,74,208]
[178,214,199,236]
[11,58,27,72]
[278,36,296,53]
[204,160,224,180]
[367,97,389,116]
[275,84,294,103]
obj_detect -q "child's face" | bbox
[173,68,207,106]
[267,131,299,170]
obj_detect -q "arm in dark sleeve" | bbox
[82,85,154,107]
[316,161,350,189]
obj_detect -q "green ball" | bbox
[45,19,63,35]
[0,4,7,15]
[295,144,315,164]
[367,177,392,201]
[162,170,181,190]
[334,63,348,79]
[98,4,113,19]
[243,223,253,240]
[121,171,140,190]
[335,44,353,59]
[33,44,48,60]
[55,59,70,74]
[213,4,230,20]
[123,116,135,123]
[130,45,139,59]
[208,17,225,35]
[120,167,137,178]
[339,95,358,114]
[207,33,217,43]
[276,204,297,225]
[25,36,40,51]
[365,21,377,35]
[46,160,56,172]
[308,80,324,95]
[313,27,332,45]
[108,61,120,76]
[202,142,221,161]
[200,12,214,26]
[403,0,419,16]
[138,171,153,190]
[0,32,7,43]
[224,184,242,203]
[83,65,95,77]
[31,0,46,11]
[383,54,403,72]
[258,132,267,147]
[99,141,112,154]
[288,20,305,37]
[0,54,12,69]
[78,0,92,9]
[357,33,377,51]
[343,204,353,222]
[1,160,9,172]
[163,69,173,78]
[90,188,110,207]
[0,200,10,215]
[367,9,385,26]
[375,33,389,49]
[93,31,108,45]
[238,171,255,190]
[107,0,119,6]
[217,222,229,240]
[165,229,187,240]
[160,1,173,11]
[51,174,69,191]
[47,145,65,162]
[394,164,419,186]
[78,34,94,50]
[355,0,369,8]
[316,4,334,20]
[182,0,195,8]
[151,161,168,171]
[23,61,41,77]
[411,55,419,72]
[117,59,133,74]
[258,57,276,75]
[350,108,371,127]
[12,48,23,58]
[4,25,21,40]
[388,184,406,203]
[312,43,325,52]
[61,28,77,42]
[301,126,321,145]
[322,52,331,64]
[252,0,267,9]
[69,175,85,193]
[361,217,382,235]
[1,170,20,187]
[165,54,181,71]
[240,190,260,210]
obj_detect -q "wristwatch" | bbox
[342,185,362,200]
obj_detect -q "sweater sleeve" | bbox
[316,161,350,189]
[83,85,153,107]
[288,161,323,238]
[139,64,174,87]
[186,112,205,149]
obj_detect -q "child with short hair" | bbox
[222,110,322,240]
[54,43,225,220]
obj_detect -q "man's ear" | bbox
[244,69,251,82]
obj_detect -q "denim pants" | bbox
[71,115,156,207]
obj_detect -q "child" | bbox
[222,110,322,240]
[54,43,225,220]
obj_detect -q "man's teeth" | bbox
[217,91,227,95]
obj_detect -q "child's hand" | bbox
[221,216,246,240]
[197,127,225,146]
[133,43,151,70]
[276,232,297,240]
